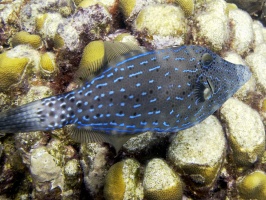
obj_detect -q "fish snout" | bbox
[236,64,252,87]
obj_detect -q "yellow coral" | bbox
[225,3,238,15]
[75,40,105,82]
[54,34,65,49]
[119,0,136,19]
[237,170,266,199]
[78,0,98,8]
[40,52,57,74]
[262,98,266,112]
[11,31,42,49]
[175,0,194,16]
[144,159,183,200]
[73,0,84,6]
[0,52,29,91]
[104,161,125,200]
[35,14,48,31]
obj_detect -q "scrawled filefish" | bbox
[0,44,251,149]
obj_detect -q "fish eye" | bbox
[202,53,213,67]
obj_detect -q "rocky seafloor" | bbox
[0,0,266,199]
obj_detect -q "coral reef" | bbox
[39,52,58,76]
[143,158,183,200]
[192,0,229,51]
[134,4,187,48]
[104,159,143,200]
[55,4,112,53]
[0,0,265,199]
[79,142,113,199]
[220,98,265,170]
[237,170,266,199]
[168,116,226,191]
[0,51,29,91]
[11,31,42,49]
[228,8,254,55]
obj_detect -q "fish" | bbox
[0,42,251,151]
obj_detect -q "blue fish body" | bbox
[0,45,251,135]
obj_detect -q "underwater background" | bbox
[0,0,266,199]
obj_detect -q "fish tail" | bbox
[0,94,72,133]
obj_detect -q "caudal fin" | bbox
[0,100,48,133]
[0,92,75,134]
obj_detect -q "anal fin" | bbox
[65,125,136,153]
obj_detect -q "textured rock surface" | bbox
[104,159,143,200]
[237,170,266,199]
[79,142,113,199]
[167,116,226,191]
[0,0,265,199]
[143,158,183,200]
[220,98,265,169]
[134,4,187,48]
[193,0,229,51]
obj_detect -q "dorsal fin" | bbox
[103,41,145,63]
[65,125,136,153]
[74,40,106,84]
[74,40,146,84]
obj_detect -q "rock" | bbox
[122,131,170,162]
[167,115,226,191]
[228,9,254,55]
[0,137,26,194]
[246,50,266,94]
[29,139,81,199]
[143,158,183,200]
[103,159,143,200]
[80,143,114,199]
[134,4,187,48]
[220,98,265,169]
[55,4,112,52]
[252,20,265,47]
[237,170,266,200]
[193,0,229,51]
[35,13,63,43]
[20,0,75,32]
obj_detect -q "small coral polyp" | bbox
[40,52,58,75]
[0,52,29,91]
[237,170,266,199]
[174,0,194,16]
[11,31,42,49]
[143,158,183,200]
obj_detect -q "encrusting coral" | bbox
[0,0,266,199]
[11,31,42,49]
[40,52,58,75]
[0,52,29,91]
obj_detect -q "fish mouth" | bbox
[236,64,252,87]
